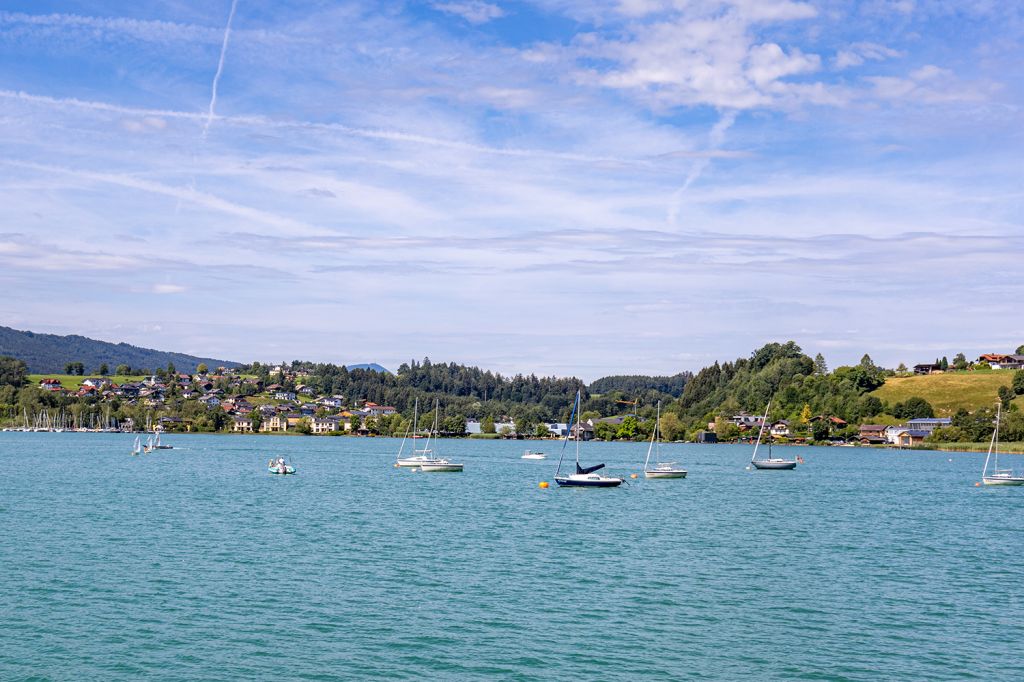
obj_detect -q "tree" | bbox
[616,416,639,440]
[1013,370,1024,396]
[896,362,908,374]
[295,417,312,434]
[998,385,1014,409]
[811,419,831,441]
[858,395,883,418]
[893,396,934,419]
[481,415,496,434]
[660,412,684,441]
[196,363,208,375]
[953,353,968,371]
[714,418,740,442]
[534,423,550,438]
[1017,345,1024,355]
[95,363,109,376]
[594,422,617,440]
[64,361,84,376]
[498,425,513,437]
[115,364,131,376]
[0,356,28,388]
[442,414,466,436]
[940,356,949,371]
[813,353,828,375]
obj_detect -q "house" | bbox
[884,424,908,445]
[545,422,568,437]
[39,378,63,391]
[296,385,316,396]
[770,420,791,437]
[318,396,344,408]
[260,415,288,432]
[81,377,110,389]
[232,417,254,433]
[697,430,717,444]
[274,391,296,401]
[858,424,888,444]
[298,403,317,416]
[980,354,1024,370]
[570,422,594,441]
[198,394,221,407]
[310,416,341,434]
[465,420,516,435]
[906,417,952,433]
[914,363,942,375]
[896,429,929,448]
[729,412,762,429]
[285,413,304,427]
[362,402,397,417]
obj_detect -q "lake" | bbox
[2,432,1023,680]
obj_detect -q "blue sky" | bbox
[0,1,1021,379]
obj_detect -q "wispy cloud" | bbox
[431,1,505,24]
[202,0,240,140]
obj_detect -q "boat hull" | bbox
[982,476,1024,486]
[268,466,296,475]
[644,469,687,479]
[554,475,623,487]
[752,460,797,470]
[419,463,464,472]
[396,458,430,467]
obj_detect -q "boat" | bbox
[644,401,686,479]
[750,400,797,470]
[982,403,1024,486]
[521,450,546,460]
[143,434,154,454]
[416,400,463,473]
[554,391,623,488]
[153,432,173,450]
[396,398,438,467]
[131,435,142,457]
[268,457,296,475]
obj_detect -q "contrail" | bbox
[202,0,239,139]
[668,109,737,226]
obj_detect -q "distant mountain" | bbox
[347,363,391,374]
[0,325,241,374]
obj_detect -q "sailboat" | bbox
[131,436,142,457]
[982,403,1024,486]
[417,400,464,473]
[396,398,435,467]
[143,434,154,454]
[154,431,173,450]
[750,400,797,470]
[554,390,623,487]
[644,401,687,479]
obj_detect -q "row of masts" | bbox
[0,408,159,433]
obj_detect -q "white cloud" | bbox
[153,284,186,294]
[834,41,903,70]
[431,2,505,24]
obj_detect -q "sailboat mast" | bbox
[575,390,581,466]
[644,401,660,471]
[751,400,771,463]
[555,389,580,477]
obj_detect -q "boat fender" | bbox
[538,481,549,489]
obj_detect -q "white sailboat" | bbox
[154,431,173,450]
[417,400,464,473]
[554,390,623,487]
[396,398,435,467]
[644,401,687,479]
[750,400,797,470]
[131,436,142,457]
[144,434,154,454]
[982,403,1024,486]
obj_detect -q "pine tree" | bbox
[814,353,828,375]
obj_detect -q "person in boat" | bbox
[276,457,287,473]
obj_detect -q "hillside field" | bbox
[27,374,150,391]
[870,371,1022,416]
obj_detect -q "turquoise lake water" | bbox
[3,432,1024,680]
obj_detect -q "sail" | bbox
[576,462,605,475]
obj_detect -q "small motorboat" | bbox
[268,458,296,475]
[521,450,546,460]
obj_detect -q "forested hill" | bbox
[589,373,692,398]
[0,326,241,374]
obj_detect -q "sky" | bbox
[0,1,1021,380]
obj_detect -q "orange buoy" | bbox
[539,481,549,489]
[630,473,638,479]
[975,482,981,487]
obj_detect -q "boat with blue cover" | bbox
[554,390,622,488]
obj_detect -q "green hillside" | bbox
[0,326,240,374]
[870,372,1022,416]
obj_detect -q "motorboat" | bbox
[268,458,296,475]
[521,450,546,460]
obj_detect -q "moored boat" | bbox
[521,450,546,460]
[644,402,687,479]
[554,391,622,488]
[750,400,797,471]
[982,404,1024,486]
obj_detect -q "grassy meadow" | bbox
[870,371,1023,416]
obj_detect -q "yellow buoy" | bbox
[630,473,638,479]
[539,481,549,489]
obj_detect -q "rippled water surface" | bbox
[3,432,1024,680]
